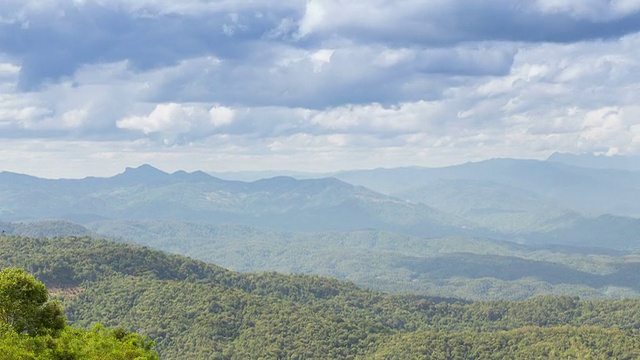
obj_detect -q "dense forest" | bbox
[6,219,640,301]
[0,267,157,359]
[1,235,640,358]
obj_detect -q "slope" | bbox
[83,220,640,300]
[2,235,640,359]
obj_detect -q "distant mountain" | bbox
[208,169,325,181]
[336,159,640,218]
[4,160,639,250]
[524,214,640,250]
[547,152,640,172]
[0,164,477,237]
[393,178,575,233]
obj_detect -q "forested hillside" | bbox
[0,267,157,359]
[87,220,640,300]
[5,219,640,301]
[1,235,640,359]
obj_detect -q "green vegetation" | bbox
[89,220,640,300]
[0,268,65,336]
[0,267,157,359]
[371,326,640,359]
[1,234,640,358]
[0,324,157,360]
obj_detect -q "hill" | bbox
[4,160,640,250]
[3,219,638,301]
[2,235,640,358]
[85,220,640,300]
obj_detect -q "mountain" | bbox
[547,152,640,172]
[0,164,478,237]
[524,214,640,250]
[3,234,640,359]
[335,159,640,242]
[392,178,575,233]
[209,169,325,181]
[336,159,640,217]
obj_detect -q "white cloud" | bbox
[61,108,88,128]
[309,101,442,135]
[0,62,20,76]
[1,1,640,176]
[310,49,334,73]
[209,105,235,127]
[297,0,327,38]
[535,0,640,20]
[117,103,212,135]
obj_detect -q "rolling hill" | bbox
[2,234,640,359]
[8,219,630,301]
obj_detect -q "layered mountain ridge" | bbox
[0,164,476,237]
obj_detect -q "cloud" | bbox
[534,0,640,20]
[2,0,639,92]
[117,103,209,134]
[1,1,640,176]
[139,43,516,109]
[297,0,640,44]
[116,103,235,144]
[0,1,301,90]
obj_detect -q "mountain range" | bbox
[4,157,640,245]
[2,156,640,301]
[0,164,477,237]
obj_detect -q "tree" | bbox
[0,267,65,335]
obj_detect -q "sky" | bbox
[1,0,640,178]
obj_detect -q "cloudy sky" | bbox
[1,0,640,178]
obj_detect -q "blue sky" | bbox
[1,0,640,178]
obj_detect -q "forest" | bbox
[0,266,157,359]
[1,234,640,359]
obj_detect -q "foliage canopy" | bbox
[0,266,157,359]
[2,235,640,359]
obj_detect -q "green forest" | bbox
[87,220,640,300]
[1,235,640,358]
[0,267,157,359]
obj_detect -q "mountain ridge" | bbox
[0,164,477,237]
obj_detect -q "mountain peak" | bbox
[113,164,170,184]
[123,164,167,175]
[171,169,218,182]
